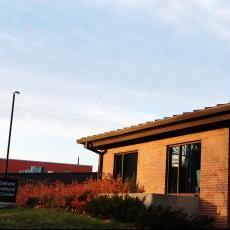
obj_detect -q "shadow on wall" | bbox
[129,193,227,229]
[129,193,199,217]
[199,198,227,229]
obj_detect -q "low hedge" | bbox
[17,176,144,211]
[85,195,146,223]
[85,195,215,229]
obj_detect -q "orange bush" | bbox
[16,175,144,212]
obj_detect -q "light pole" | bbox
[5,91,20,178]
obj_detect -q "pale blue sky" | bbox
[0,0,230,171]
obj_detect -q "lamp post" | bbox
[5,91,20,178]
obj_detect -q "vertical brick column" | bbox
[199,128,229,228]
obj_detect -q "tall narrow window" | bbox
[168,146,179,193]
[167,142,201,194]
[123,153,138,183]
[113,152,138,183]
[114,154,123,179]
[179,144,191,193]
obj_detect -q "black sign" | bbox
[0,178,18,203]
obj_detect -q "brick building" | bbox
[77,103,230,228]
[0,158,92,174]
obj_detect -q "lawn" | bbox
[0,208,134,229]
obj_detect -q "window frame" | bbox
[166,141,201,195]
[113,151,138,183]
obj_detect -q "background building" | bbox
[0,158,92,173]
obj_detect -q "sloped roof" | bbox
[77,102,230,149]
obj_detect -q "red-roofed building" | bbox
[0,158,92,173]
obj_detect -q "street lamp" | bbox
[5,91,20,178]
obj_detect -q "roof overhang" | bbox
[77,103,230,152]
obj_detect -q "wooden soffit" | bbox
[77,103,230,150]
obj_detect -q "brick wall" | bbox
[102,128,229,228]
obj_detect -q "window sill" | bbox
[166,193,200,197]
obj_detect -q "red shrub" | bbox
[16,175,144,212]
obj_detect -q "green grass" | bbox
[0,208,134,229]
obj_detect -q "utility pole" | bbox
[5,91,20,178]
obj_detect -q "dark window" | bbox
[167,142,201,194]
[114,154,123,179]
[113,152,138,183]
[168,146,179,193]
